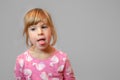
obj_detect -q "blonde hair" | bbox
[23,8,57,47]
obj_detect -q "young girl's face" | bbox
[28,21,52,50]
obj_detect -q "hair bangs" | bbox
[25,13,48,27]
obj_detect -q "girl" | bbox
[14,8,76,80]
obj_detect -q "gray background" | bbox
[0,0,120,80]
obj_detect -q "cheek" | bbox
[28,33,36,43]
[48,34,52,41]
[47,30,52,41]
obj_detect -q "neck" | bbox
[30,45,54,54]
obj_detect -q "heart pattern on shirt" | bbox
[33,63,45,71]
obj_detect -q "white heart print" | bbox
[33,63,45,71]
[50,56,59,66]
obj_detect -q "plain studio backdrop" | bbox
[0,0,120,80]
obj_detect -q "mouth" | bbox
[37,38,46,45]
[37,38,46,42]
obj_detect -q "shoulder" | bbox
[55,49,69,61]
[55,49,66,56]
[15,50,29,62]
[15,50,34,66]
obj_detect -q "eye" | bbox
[41,25,48,29]
[29,26,36,31]
[31,28,36,31]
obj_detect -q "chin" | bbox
[38,47,47,50]
[37,44,49,50]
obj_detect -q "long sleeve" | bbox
[63,56,76,80]
[14,57,25,80]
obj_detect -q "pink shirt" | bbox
[14,49,76,80]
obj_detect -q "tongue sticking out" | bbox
[37,38,46,45]
[39,40,45,45]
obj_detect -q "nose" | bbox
[37,28,43,35]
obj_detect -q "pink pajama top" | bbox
[14,49,76,80]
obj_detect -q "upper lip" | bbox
[37,37,46,41]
